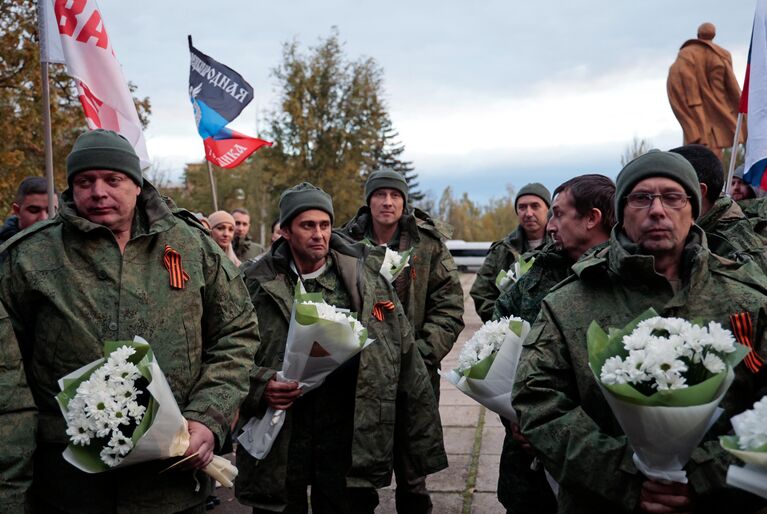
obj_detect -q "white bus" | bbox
[445,240,492,272]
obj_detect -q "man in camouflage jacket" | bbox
[235,182,446,514]
[0,130,260,513]
[493,174,614,514]
[513,151,767,513]
[0,302,36,513]
[670,145,767,272]
[471,183,551,322]
[339,168,463,514]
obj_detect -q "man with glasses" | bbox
[513,150,767,513]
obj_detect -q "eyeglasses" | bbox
[625,192,690,209]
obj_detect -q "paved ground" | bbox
[214,273,504,513]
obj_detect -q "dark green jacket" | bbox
[513,227,767,514]
[471,226,547,322]
[492,242,574,323]
[236,234,447,511]
[738,197,767,244]
[699,197,767,273]
[0,183,260,513]
[234,235,265,261]
[0,302,35,513]
[339,207,464,368]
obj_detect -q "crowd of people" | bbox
[0,129,765,514]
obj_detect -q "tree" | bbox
[434,185,519,241]
[0,0,150,213]
[263,28,415,222]
[620,137,653,167]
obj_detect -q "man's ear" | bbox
[11,203,20,216]
[699,183,708,201]
[586,208,603,230]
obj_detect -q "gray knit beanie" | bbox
[364,168,409,204]
[515,183,551,209]
[66,129,142,186]
[279,182,334,227]
[615,149,701,224]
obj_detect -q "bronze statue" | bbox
[667,22,746,159]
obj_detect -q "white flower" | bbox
[732,396,767,450]
[301,301,366,343]
[99,446,123,467]
[701,353,725,374]
[600,356,629,384]
[66,419,93,446]
[456,317,521,373]
[108,431,134,456]
[600,315,737,393]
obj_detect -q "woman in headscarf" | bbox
[208,210,241,267]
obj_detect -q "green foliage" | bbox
[435,185,519,241]
[0,0,150,214]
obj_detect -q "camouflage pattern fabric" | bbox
[340,206,464,514]
[0,182,260,513]
[471,227,548,322]
[698,197,767,273]
[0,302,36,513]
[513,227,767,514]
[234,235,265,262]
[235,234,447,512]
[737,197,767,243]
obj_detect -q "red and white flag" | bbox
[39,0,150,167]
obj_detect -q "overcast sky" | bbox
[97,0,756,203]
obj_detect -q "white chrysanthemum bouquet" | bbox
[720,396,767,499]
[56,337,238,486]
[239,283,374,459]
[495,254,535,292]
[380,247,413,283]
[587,308,749,483]
[441,317,530,422]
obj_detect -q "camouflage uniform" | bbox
[235,234,447,513]
[471,227,547,322]
[738,197,767,242]
[0,183,260,514]
[0,302,36,513]
[339,206,464,513]
[513,227,767,514]
[234,235,265,261]
[698,197,767,272]
[339,206,465,394]
[492,243,571,514]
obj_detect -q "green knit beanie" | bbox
[66,129,142,186]
[515,183,551,209]
[615,149,701,224]
[364,168,409,204]
[279,182,334,227]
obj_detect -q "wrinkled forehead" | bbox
[233,212,250,222]
[516,194,545,208]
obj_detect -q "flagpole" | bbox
[37,1,56,217]
[207,161,219,211]
[724,113,744,197]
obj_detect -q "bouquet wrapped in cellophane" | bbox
[720,395,767,499]
[495,254,535,292]
[55,337,237,486]
[238,283,374,459]
[587,308,749,483]
[380,247,413,283]
[440,316,530,422]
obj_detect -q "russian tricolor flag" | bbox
[743,0,767,190]
[188,36,271,168]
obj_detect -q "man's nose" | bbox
[647,196,666,215]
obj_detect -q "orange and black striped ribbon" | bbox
[730,312,765,374]
[372,301,396,321]
[163,245,190,290]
